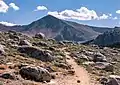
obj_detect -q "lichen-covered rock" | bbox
[19,66,51,82]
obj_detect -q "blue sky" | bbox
[0,0,120,27]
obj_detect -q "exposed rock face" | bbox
[18,46,54,62]
[19,66,51,82]
[35,33,45,39]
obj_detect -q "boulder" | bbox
[35,33,45,39]
[95,62,114,72]
[19,40,32,46]
[18,46,54,62]
[70,52,89,61]
[0,72,17,80]
[100,77,108,84]
[19,66,51,82]
[84,51,94,61]
[93,52,107,62]
[80,54,89,61]
[106,75,120,85]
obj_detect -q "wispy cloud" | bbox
[0,0,9,13]
[0,21,16,26]
[34,6,48,11]
[9,3,20,11]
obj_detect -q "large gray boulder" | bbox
[18,46,54,62]
[19,66,51,82]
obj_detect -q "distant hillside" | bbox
[93,28,120,46]
[0,15,113,42]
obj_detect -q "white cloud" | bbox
[116,10,120,14]
[98,14,109,20]
[113,17,118,20]
[48,7,112,21]
[48,7,99,20]
[0,0,9,13]
[9,3,19,11]
[109,14,112,17]
[0,21,16,26]
[35,6,48,11]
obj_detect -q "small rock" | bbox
[67,70,75,75]
[77,80,81,83]
[0,72,16,80]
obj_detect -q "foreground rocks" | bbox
[18,46,54,62]
[19,66,51,82]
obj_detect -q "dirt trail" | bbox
[46,51,99,85]
[65,52,91,85]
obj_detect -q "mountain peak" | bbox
[41,15,59,20]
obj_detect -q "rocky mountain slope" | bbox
[0,15,113,42]
[93,27,120,46]
[0,31,119,85]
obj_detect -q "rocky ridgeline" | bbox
[0,31,119,85]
